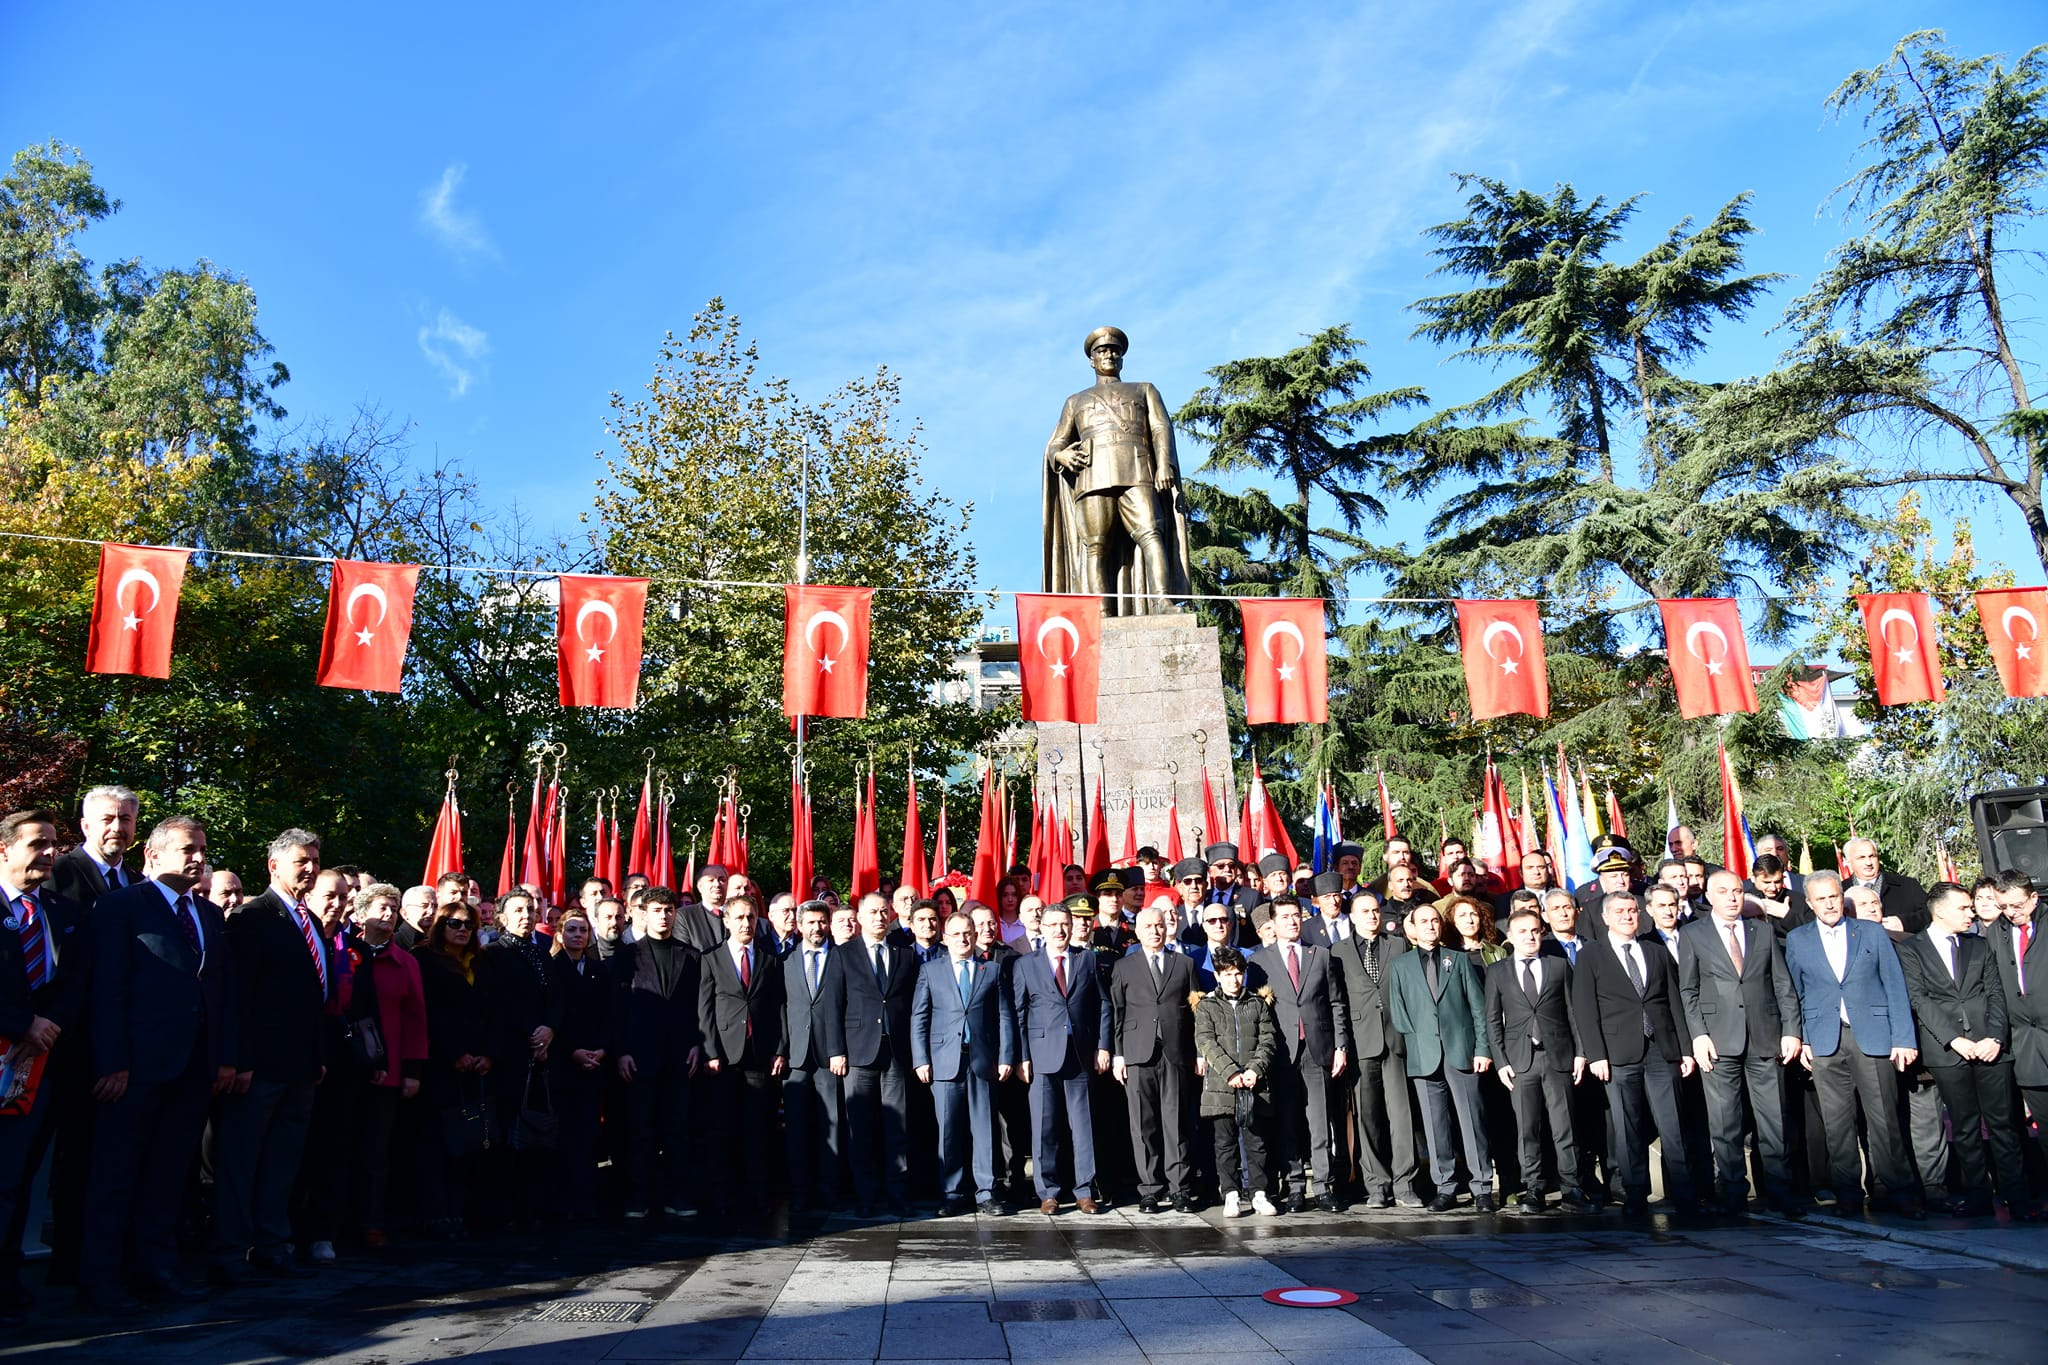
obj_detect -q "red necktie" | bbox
[294,902,328,994]
[16,894,49,991]
[740,947,753,1036]
[1287,946,1305,1038]
[1054,953,1068,996]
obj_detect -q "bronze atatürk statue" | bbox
[1041,327,1193,615]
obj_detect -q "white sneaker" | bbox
[1222,1191,1243,1218]
[1251,1191,1278,1216]
[309,1241,336,1265]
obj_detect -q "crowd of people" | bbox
[2,786,2045,1323]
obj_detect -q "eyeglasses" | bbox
[1202,917,1230,925]
[443,919,474,929]
[1179,877,1203,884]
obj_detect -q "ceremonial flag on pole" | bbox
[557,574,649,708]
[590,793,606,889]
[1455,599,1549,719]
[1165,797,1185,864]
[608,794,625,889]
[629,765,652,878]
[789,770,813,903]
[1578,765,1604,841]
[1798,836,1814,877]
[1242,758,1299,867]
[1081,779,1110,881]
[1657,597,1758,718]
[423,781,463,887]
[86,543,190,678]
[1665,787,1682,859]
[1056,796,1075,870]
[851,766,880,899]
[900,761,928,898]
[970,763,1003,909]
[1857,592,1945,705]
[318,559,419,692]
[520,765,545,890]
[1718,741,1755,879]
[1543,769,1569,885]
[783,584,873,718]
[735,806,749,879]
[538,771,562,893]
[654,790,674,890]
[1518,769,1540,865]
[1312,778,1336,874]
[1003,776,1018,873]
[549,787,569,909]
[1119,790,1137,867]
[1378,767,1398,840]
[496,789,518,899]
[1014,593,1104,723]
[1975,588,2048,698]
[930,794,949,884]
[1239,597,1329,724]
[1605,785,1627,841]
[1201,767,1225,848]
[1559,766,1595,891]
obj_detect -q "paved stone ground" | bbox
[9,1203,2048,1364]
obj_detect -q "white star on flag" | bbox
[1049,660,1068,678]
[356,628,376,646]
[586,643,605,662]
[819,654,835,672]
[2019,645,2033,660]
[1704,659,1724,675]
[1500,658,1518,674]
[1895,648,1914,664]
[1277,663,1295,681]
[122,613,141,631]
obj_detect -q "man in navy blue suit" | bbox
[912,911,1018,1215]
[1009,897,1113,1214]
[1783,870,1922,1217]
[80,816,237,1308]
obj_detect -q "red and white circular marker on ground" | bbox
[1262,1287,1359,1308]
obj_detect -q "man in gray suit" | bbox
[778,901,843,1213]
[1388,901,1495,1212]
[1254,897,1350,1211]
[1330,895,1417,1208]
[912,912,1018,1216]
[1680,870,1803,1215]
[1010,899,1114,1214]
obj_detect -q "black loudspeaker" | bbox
[1971,786,2048,890]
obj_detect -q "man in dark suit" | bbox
[778,900,843,1213]
[678,865,731,952]
[1330,895,1416,1208]
[611,886,704,1220]
[211,828,334,1282]
[1679,870,1803,1215]
[1252,896,1350,1212]
[1166,858,1208,942]
[51,784,138,912]
[1388,901,1494,1211]
[0,810,89,1320]
[79,816,235,1308]
[698,894,786,1214]
[1783,871,1923,1217]
[1989,870,2048,1200]
[1485,906,1592,1214]
[1009,897,1114,1214]
[825,892,919,1217]
[1572,891,1696,1213]
[1898,882,2031,1217]
[1299,871,1355,948]
[1110,906,1198,1212]
[1844,838,1930,936]
[912,911,1018,1215]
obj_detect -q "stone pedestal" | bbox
[1033,612,1237,855]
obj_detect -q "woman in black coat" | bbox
[547,910,611,1219]
[478,892,560,1225]
[414,908,494,1238]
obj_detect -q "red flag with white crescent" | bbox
[1857,592,1945,705]
[558,575,649,708]
[1976,588,2048,698]
[1014,593,1103,723]
[900,762,928,898]
[1239,597,1328,724]
[496,792,518,899]
[1656,598,1758,718]
[423,789,463,887]
[783,584,873,718]
[1165,799,1184,864]
[318,559,420,692]
[86,543,190,678]
[1455,600,1549,720]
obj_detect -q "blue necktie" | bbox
[957,960,972,1043]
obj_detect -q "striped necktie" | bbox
[16,894,50,990]
[293,902,328,993]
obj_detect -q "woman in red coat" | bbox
[346,884,428,1246]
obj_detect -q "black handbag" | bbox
[441,1075,492,1157]
[511,1061,558,1153]
[344,1015,387,1071]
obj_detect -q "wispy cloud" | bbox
[420,163,497,260]
[418,308,489,397]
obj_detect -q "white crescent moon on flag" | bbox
[575,598,619,643]
[346,581,389,627]
[1481,619,1524,660]
[114,566,161,615]
[1877,606,1920,647]
[1685,619,1729,661]
[805,609,849,658]
[2002,605,2039,642]
[1035,615,1081,662]
[1260,619,1306,663]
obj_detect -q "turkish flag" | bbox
[783,584,873,718]
[557,574,649,708]
[1977,588,2048,698]
[1657,597,1758,718]
[1455,599,1548,719]
[1239,597,1327,724]
[317,560,419,692]
[86,543,191,678]
[1014,593,1103,723]
[1857,592,1945,705]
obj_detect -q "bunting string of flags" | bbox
[26,533,2048,722]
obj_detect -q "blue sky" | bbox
[7,1,2044,639]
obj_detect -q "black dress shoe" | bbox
[1316,1192,1344,1213]
[1172,1192,1195,1213]
[936,1197,972,1217]
[1472,1192,1498,1214]
[131,1272,207,1302]
[1426,1193,1458,1213]
[1621,1196,1650,1215]
[1515,1192,1548,1215]
[1559,1188,1596,1213]
[977,1198,1012,1216]
[1136,1197,1160,1214]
